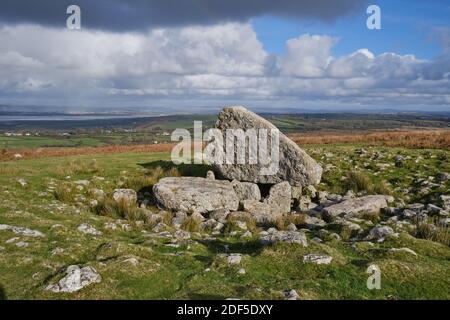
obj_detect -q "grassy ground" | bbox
[0,145,449,300]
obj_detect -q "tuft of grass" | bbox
[226,214,258,234]
[91,197,147,222]
[121,166,180,191]
[180,216,201,233]
[345,170,372,193]
[340,226,353,241]
[344,170,393,195]
[53,183,76,203]
[360,211,381,224]
[414,218,449,246]
[373,180,394,195]
[55,158,102,176]
[266,214,306,231]
[160,211,173,226]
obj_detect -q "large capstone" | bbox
[153,177,239,214]
[212,106,322,187]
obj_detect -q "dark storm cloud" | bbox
[0,0,366,31]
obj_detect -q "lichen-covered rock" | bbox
[45,265,101,293]
[231,180,261,201]
[263,181,291,214]
[213,106,322,186]
[303,254,333,265]
[153,177,239,214]
[112,189,137,204]
[0,224,44,237]
[322,195,390,219]
[259,229,308,246]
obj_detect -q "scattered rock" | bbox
[153,177,239,214]
[77,223,102,236]
[122,257,140,266]
[212,106,322,186]
[209,209,230,224]
[436,172,450,182]
[264,181,291,214]
[231,180,261,201]
[389,247,418,256]
[51,247,65,255]
[0,224,44,237]
[206,170,215,180]
[283,289,299,300]
[227,254,242,265]
[322,195,390,219]
[17,178,27,187]
[16,241,29,247]
[260,229,308,246]
[303,254,333,265]
[367,225,397,242]
[112,189,137,204]
[45,265,101,293]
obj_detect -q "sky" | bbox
[0,0,449,112]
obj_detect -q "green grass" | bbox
[0,146,449,300]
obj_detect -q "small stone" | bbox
[16,241,29,248]
[283,289,299,300]
[367,225,396,242]
[77,223,102,236]
[241,231,252,239]
[389,247,417,256]
[259,230,308,247]
[427,204,442,215]
[122,257,140,266]
[112,189,137,204]
[286,223,297,232]
[51,247,65,255]
[0,224,45,237]
[303,254,333,265]
[234,220,248,231]
[5,237,20,244]
[238,268,246,275]
[227,254,242,265]
[231,180,261,201]
[206,170,215,180]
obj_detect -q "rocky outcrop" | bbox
[213,106,322,187]
[45,265,101,293]
[322,195,391,219]
[153,177,239,214]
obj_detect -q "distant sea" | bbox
[0,115,146,122]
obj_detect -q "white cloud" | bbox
[278,34,337,78]
[0,23,449,109]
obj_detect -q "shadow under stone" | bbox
[0,284,7,300]
[138,160,213,178]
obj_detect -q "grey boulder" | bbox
[213,106,322,187]
[322,195,391,219]
[153,177,239,214]
[45,265,101,293]
[231,180,261,201]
